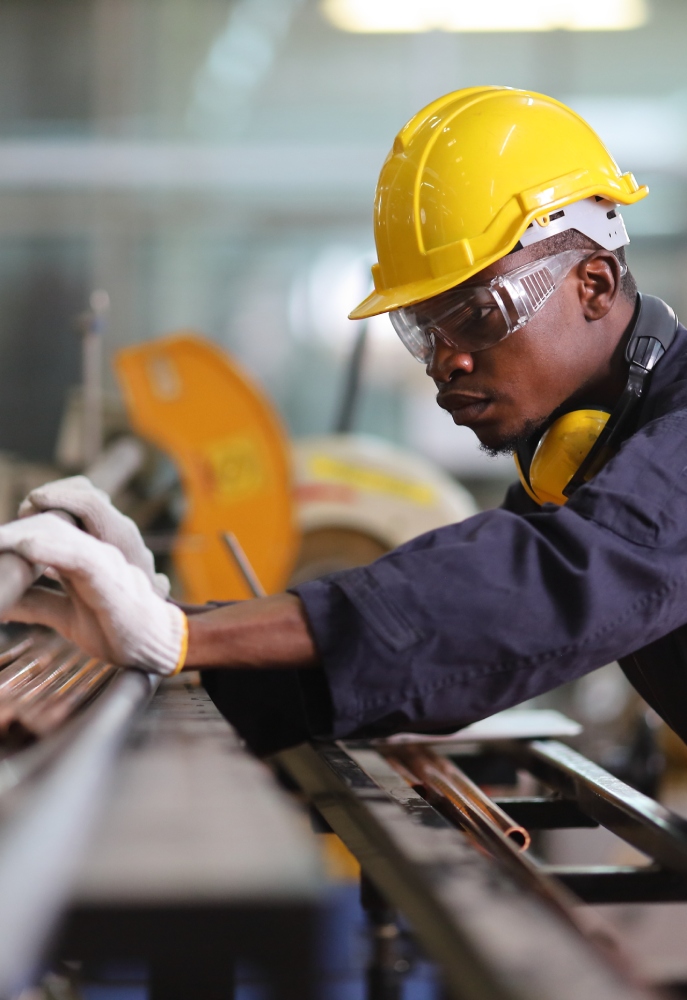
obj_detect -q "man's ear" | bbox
[579,251,622,321]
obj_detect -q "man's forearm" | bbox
[184,593,319,670]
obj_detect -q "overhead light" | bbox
[321,0,648,33]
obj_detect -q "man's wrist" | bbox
[183,593,318,671]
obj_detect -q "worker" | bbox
[2,86,687,755]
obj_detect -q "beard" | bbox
[477,414,548,458]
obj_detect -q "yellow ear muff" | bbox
[516,409,611,506]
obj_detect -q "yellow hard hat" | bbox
[350,86,648,320]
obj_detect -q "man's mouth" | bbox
[436,392,492,426]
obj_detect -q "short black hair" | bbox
[525,228,637,301]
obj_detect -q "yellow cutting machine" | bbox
[115,333,299,602]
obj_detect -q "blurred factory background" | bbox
[4,3,687,997]
[0,0,680,492]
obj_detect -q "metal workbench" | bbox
[56,679,323,1000]
[7,665,687,999]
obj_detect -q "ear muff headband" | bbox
[513,452,541,505]
[515,294,678,506]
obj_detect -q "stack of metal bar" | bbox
[0,627,117,745]
[0,438,147,748]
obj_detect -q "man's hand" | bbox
[19,475,170,598]
[0,514,186,675]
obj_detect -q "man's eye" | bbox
[470,306,494,324]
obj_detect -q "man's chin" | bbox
[473,418,547,458]
[479,440,519,458]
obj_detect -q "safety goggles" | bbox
[390,249,618,363]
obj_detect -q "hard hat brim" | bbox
[349,277,473,320]
[350,183,648,321]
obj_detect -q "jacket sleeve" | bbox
[291,405,687,740]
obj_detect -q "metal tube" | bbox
[0,634,70,696]
[0,637,117,743]
[0,436,146,619]
[0,634,34,668]
[389,746,531,852]
[221,531,267,598]
[80,289,109,468]
[334,320,369,434]
[86,436,146,498]
[0,647,85,734]
[12,659,118,741]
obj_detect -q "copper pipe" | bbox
[12,659,118,741]
[0,633,35,668]
[0,630,119,744]
[389,746,531,853]
[0,633,69,697]
[0,646,86,732]
[7,648,86,706]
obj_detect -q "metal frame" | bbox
[276,740,663,1000]
[506,739,687,903]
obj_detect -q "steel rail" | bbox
[0,436,146,619]
[513,739,687,873]
[0,668,157,998]
[0,436,153,995]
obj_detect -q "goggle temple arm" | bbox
[492,248,597,334]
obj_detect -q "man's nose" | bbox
[426,337,475,381]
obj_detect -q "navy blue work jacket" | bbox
[203,320,687,756]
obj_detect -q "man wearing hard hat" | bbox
[4,86,687,753]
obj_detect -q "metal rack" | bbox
[276,733,687,1000]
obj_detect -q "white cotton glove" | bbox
[19,475,170,598]
[0,513,187,676]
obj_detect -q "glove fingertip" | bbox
[18,498,37,518]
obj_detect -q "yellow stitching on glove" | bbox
[171,612,189,676]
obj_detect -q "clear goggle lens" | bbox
[389,249,619,363]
